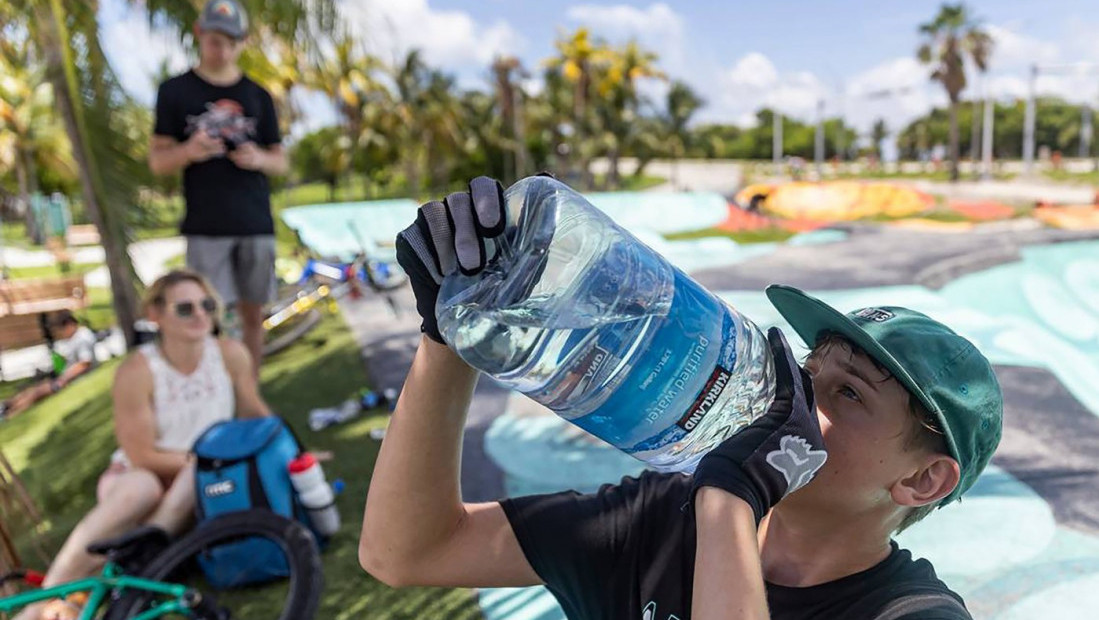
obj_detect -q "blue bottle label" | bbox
[569,270,742,454]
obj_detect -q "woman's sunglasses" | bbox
[171,297,218,318]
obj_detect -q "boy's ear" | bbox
[891,455,960,507]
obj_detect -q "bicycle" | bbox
[258,247,408,356]
[0,511,322,620]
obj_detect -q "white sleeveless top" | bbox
[111,337,235,465]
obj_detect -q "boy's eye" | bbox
[840,385,862,403]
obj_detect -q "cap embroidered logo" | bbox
[854,307,896,322]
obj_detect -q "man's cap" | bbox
[198,0,248,39]
[765,284,1003,505]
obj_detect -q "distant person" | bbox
[0,310,96,420]
[148,0,288,375]
[13,270,271,620]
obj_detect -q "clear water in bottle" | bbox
[437,176,776,471]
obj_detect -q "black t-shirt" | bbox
[153,69,280,236]
[501,471,970,620]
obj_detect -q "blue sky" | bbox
[99,0,1099,137]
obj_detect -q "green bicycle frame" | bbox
[0,563,191,620]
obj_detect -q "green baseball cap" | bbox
[765,284,1003,505]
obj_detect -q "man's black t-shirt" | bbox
[500,471,970,620]
[154,70,280,236]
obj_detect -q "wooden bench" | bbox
[0,276,89,378]
[0,276,87,317]
[65,224,101,247]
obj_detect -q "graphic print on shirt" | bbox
[185,99,257,147]
[642,601,679,620]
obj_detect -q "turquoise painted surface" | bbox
[279,191,732,262]
[480,240,1099,620]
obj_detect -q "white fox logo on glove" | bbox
[642,601,679,620]
[765,434,828,496]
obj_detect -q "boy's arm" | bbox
[361,180,541,588]
[52,360,90,390]
[693,488,769,620]
[359,337,540,587]
[688,328,827,619]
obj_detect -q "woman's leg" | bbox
[41,468,164,586]
[13,469,165,620]
[144,460,196,536]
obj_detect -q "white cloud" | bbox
[566,3,683,38]
[700,52,826,126]
[342,0,524,78]
[565,3,687,75]
[725,53,778,90]
[986,24,1060,67]
[98,5,190,105]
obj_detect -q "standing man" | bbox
[148,0,287,374]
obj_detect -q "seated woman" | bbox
[0,310,99,420]
[17,269,271,620]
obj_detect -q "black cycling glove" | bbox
[689,327,828,523]
[394,177,508,343]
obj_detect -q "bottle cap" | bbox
[288,452,317,474]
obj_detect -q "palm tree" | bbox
[545,28,615,187]
[492,56,531,182]
[420,70,465,192]
[662,81,703,189]
[598,40,665,188]
[0,33,75,242]
[301,28,385,190]
[917,3,993,181]
[871,118,889,161]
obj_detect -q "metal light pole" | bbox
[773,111,783,175]
[982,96,994,180]
[1023,64,1037,175]
[1080,103,1092,159]
[814,99,825,177]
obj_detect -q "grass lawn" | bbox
[0,313,483,620]
[1042,168,1099,186]
[5,262,103,280]
[591,174,667,192]
[665,227,797,244]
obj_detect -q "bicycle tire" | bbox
[104,511,322,620]
[263,308,322,357]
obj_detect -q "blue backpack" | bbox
[192,416,324,588]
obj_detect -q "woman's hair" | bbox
[142,269,223,322]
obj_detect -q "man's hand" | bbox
[690,327,827,523]
[394,177,508,343]
[228,141,266,171]
[184,130,226,164]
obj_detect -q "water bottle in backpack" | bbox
[288,453,341,537]
[436,176,777,472]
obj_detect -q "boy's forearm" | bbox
[260,146,288,176]
[692,488,769,620]
[149,142,193,176]
[361,337,479,576]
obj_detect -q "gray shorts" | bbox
[186,235,276,306]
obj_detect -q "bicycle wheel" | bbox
[105,511,322,620]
